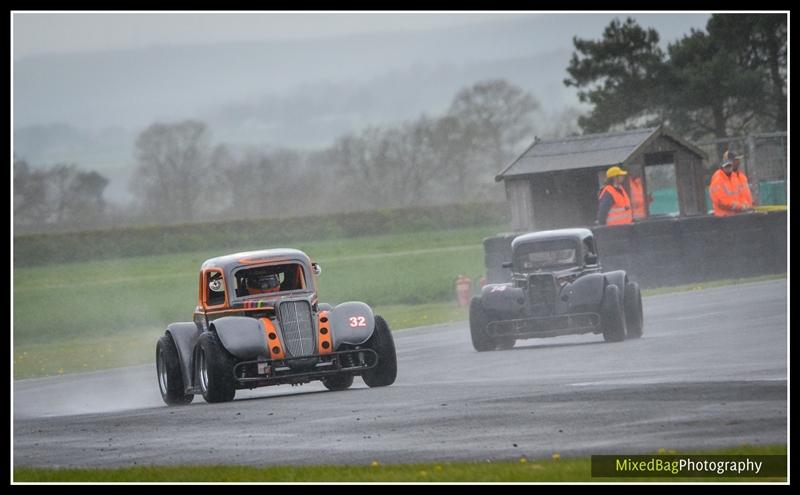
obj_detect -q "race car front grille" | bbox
[528,273,558,316]
[278,300,316,358]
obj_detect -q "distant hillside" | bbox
[13,13,710,203]
[204,48,578,149]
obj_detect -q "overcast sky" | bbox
[13,10,717,203]
[12,12,534,59]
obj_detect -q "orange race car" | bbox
[156,248,397,405]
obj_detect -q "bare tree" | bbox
[428,115,491,200]
[328,126,397,209]
[48,164,76,224]
[57,167,109,227]
[384,116,442,205]
[13,158,49,226]
[129,120,211,223]
[209,145,331,220]
[447,79,541,169]
[211,145,277,219]
[14,158,110,230]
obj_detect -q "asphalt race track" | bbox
[14,279,787,468]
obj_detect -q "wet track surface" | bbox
[14,279,787,468]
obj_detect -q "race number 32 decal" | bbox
[348,316,367,327]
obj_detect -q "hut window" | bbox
[643,153,680,216]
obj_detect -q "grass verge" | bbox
[13,445,787,482]
[641,273,786,297]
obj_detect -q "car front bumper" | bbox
[486,312,600,339]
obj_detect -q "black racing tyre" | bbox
[156,334,194,406]
[322,374,354,391]
[469,297,496,352]
[361,315,397,388]
[601,284,626,343]
[496,337,516,350]
[624,281,644,339]
[196,332,237,403]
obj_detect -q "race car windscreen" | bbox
[514,239,579,271]
[233,263,307,298]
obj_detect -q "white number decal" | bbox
[348,316,367,327]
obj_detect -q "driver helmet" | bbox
[247,272,281,292]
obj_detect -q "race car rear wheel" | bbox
[469,297,496,352]
[361,315,397,387]
[196,332,237,403]
[156,334,194,406]
[624,281,644,339]
[601,284,626,343]
[322,374,354,391]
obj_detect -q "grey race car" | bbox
[469,228,643,351]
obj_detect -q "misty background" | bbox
[13,12,715,231]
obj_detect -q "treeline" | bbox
[565,14,786,153]
[14,79,549,232]
[13,202,509,267]
[14,160,112,231]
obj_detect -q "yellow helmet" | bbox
[606,165,628,179]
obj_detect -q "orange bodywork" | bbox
[261,317,286,360]
[317,311,333,355]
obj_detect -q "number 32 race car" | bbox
[156,248,397,405]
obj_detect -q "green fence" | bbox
[649,187,679,216]
[759,180,787,205]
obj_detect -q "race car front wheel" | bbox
[156,335,194,406]
[196,332,237,403]
[361,315,397,387]
[469,297,496,352]
[601,284,626,342]
[322,374,354,391]
[624,281,644,339]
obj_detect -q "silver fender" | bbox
[210,316,270,360]
[165,322,200,393]
[479,283,528,317]
[565,273,606,312]
[603,270,628,294]
[330,301,375,349]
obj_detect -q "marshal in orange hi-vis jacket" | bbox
[710,151,753,216]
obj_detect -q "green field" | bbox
[13,445,787,482]
[13,226,495,378]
